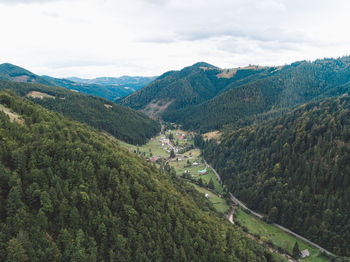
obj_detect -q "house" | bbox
[192,162,199,166]
[150,158,158,162]
[300,249,310,258]
[205,193,210,199]
[184,170,190,174]
[198,169,208,175]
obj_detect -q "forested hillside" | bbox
[0,90,278,261]
[119,62,274,118]
[0,63,154,101]
[0,63,52,86]
[0,80,160,145]
[202,95,350,256]
[120,57,350,132]
[166,57,350,132]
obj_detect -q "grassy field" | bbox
[169,160,224,194]
[118,134,169,158]
[183,148,201,158]
[235,209,331,262]
[190,183,230,214]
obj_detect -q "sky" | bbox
[0,0,349,78]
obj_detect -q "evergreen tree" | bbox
[208,178,215,190]
[293,242,300,258]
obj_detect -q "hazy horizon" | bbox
[1,0,349,78]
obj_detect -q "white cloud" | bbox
[0,0,349,77]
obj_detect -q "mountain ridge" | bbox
[0,63,155,101]
[119,56,350,132]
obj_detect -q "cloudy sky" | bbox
[0,0,349,78]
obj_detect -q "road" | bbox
[204,159,335,257]
[228,192,263,219]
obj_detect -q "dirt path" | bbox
[226,205,235,224]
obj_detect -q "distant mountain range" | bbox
[0,63,156,101]
[0,63,160,144]
[67,75,157,88]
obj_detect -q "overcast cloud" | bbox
[0,0,349,77]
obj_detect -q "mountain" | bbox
[41,75,138,101]
[0,63,155,101]
[201,95,350,256]
[0,80,160,145]
[0,63,52,86]
[0,90,277,261]
[67,75,157,88]
[118,62,277,119]
[119,57,350,132]
[171,57,350,132]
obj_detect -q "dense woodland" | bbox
[201,96,350,256]
[0,90,279,261]
[0,80,160,145]
[119,62,273,115]
[168,57,350,132]
[121,57,350,133]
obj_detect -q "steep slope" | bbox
[0,90,277,261]
[167,57,350,132]
[0,80,160,145]
[202,95,350,256]
[0,63,52,86]
[119,62,274,118]
[120,57,350,132]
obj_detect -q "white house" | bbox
[300,249,310,258]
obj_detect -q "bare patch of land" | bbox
[12,75,32,82]
[143,99,174,118]
[202,131,221,141]
[104,104,112,109]
[216,65,269,79]
[0,104,24,124]
[216,69,238,78]
[27,91,55,99]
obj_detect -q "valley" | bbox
[3,0,350,261]
[118,125,333,262]
[1,57,350,261]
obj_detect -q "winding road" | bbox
[204,159,335,257]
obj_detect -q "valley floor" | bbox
[118,126,333,262]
